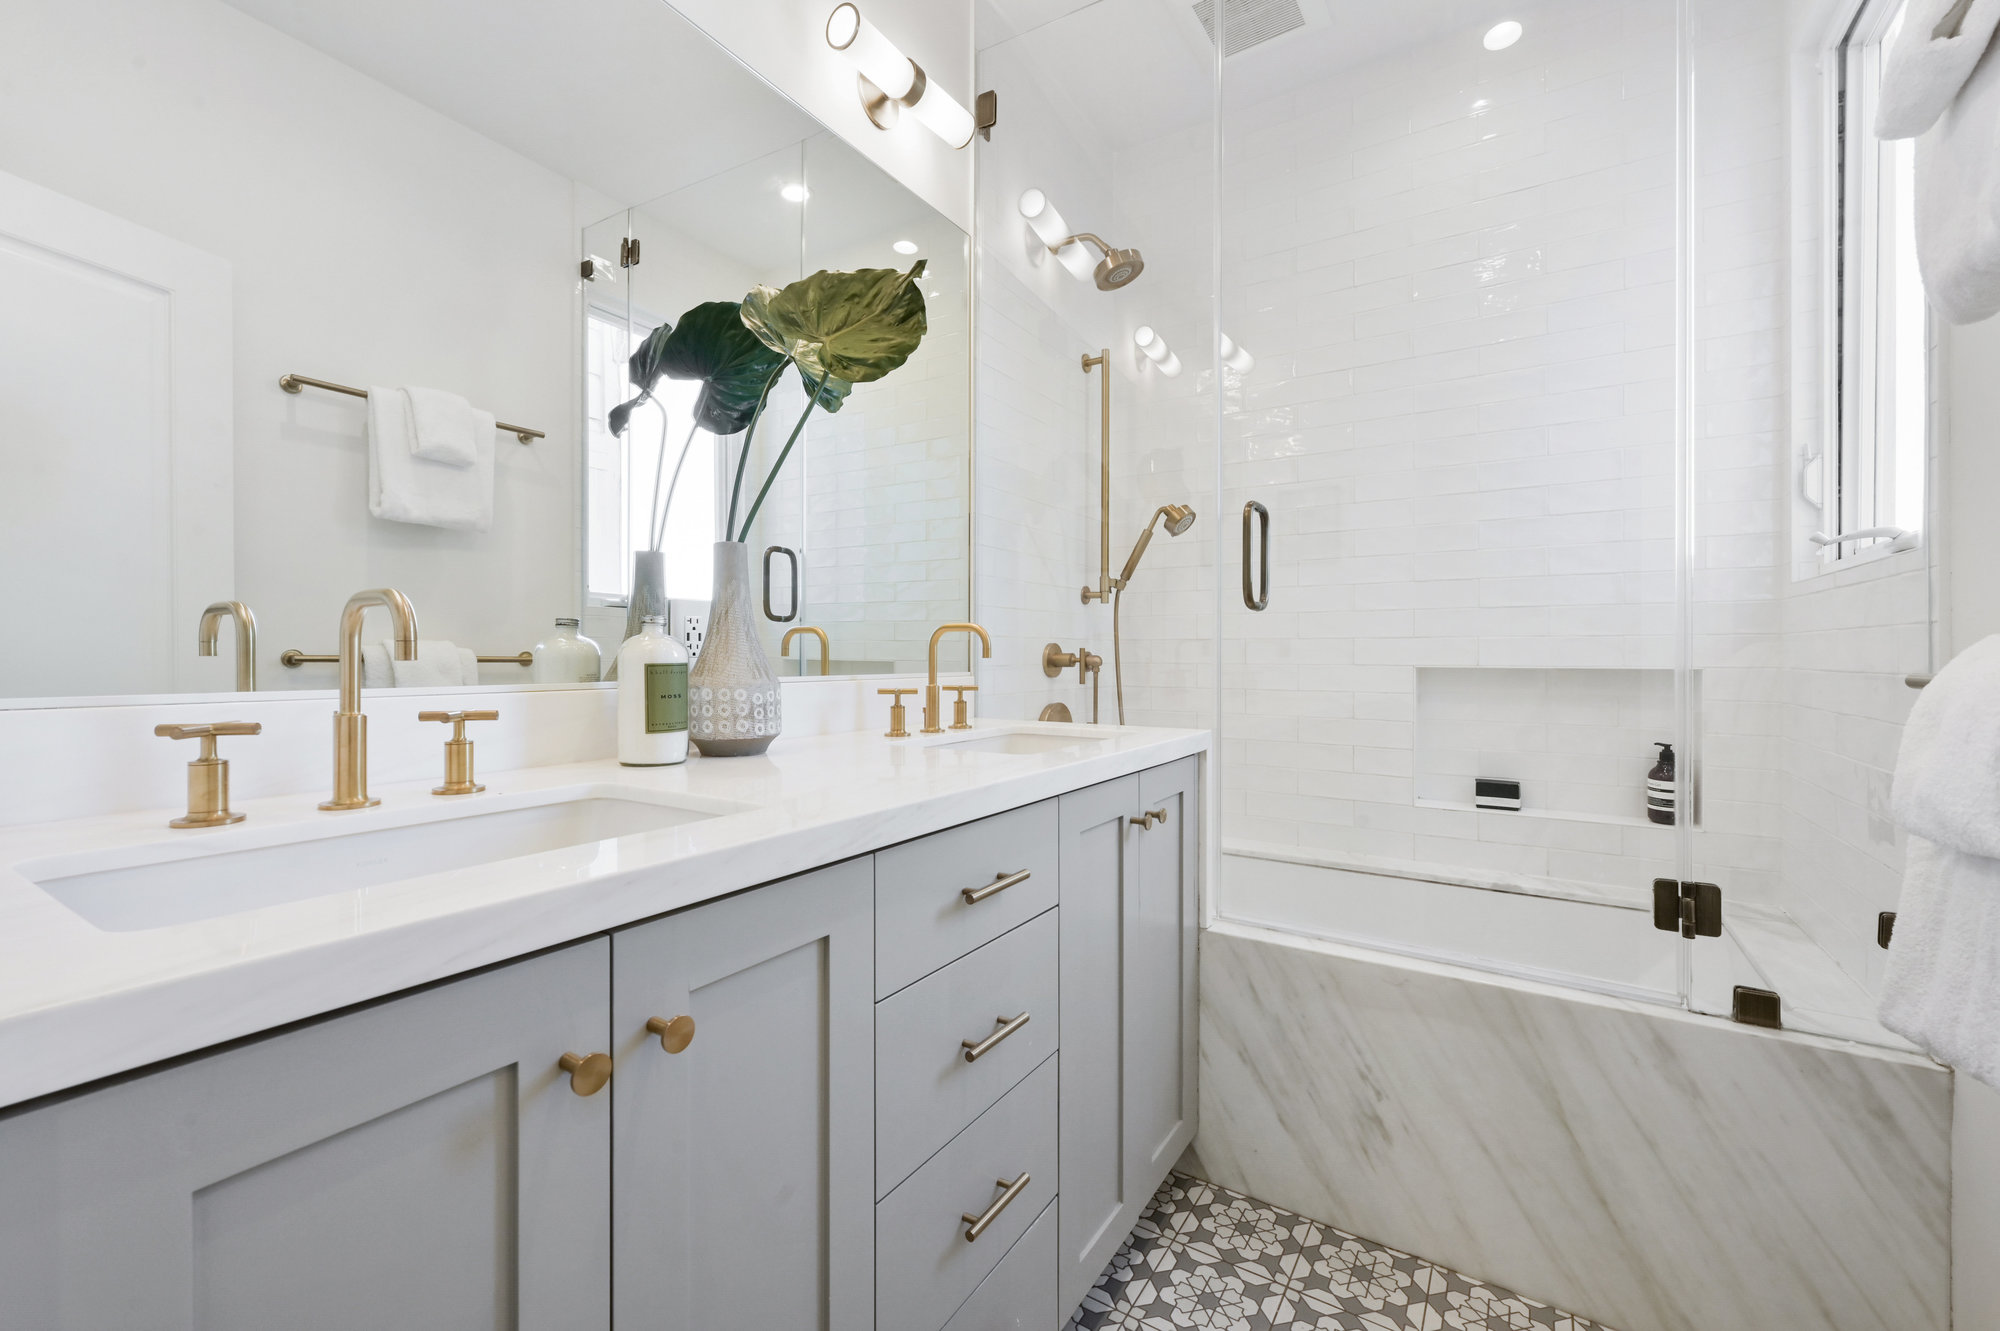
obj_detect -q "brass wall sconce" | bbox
[826,4,994,147]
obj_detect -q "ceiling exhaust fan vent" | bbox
[1192,0,1308,56]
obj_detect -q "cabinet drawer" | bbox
[941,1198,1056,1331]
[876,910,1058,1198]
[876,1056,1057,1331]
[876,800,1059,998]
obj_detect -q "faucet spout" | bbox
[322,588,419,811]
[197,600,258,692]
[925,622,992,735]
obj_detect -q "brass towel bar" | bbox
[281,649,533,668]
[279,374,544,444]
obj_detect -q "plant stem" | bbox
[725,365,787,541]
[648,404,705,552]
[736,368,828,542]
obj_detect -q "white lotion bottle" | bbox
[616,615,690,766]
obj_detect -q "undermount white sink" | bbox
[930,727,1113,756]
[23,786,742,933]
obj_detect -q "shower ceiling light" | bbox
[1483,20,1523,50]
[1019,189,1100,281]
[893,239,919,254]
[1220,333,1255,373]
[826,4,976,148]
[781,182,810,203]
[1134,326,1183,377]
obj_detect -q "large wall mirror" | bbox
[0,0,971,704]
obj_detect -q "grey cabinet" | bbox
[0,939,613,1331]
[611,857,875,1331]
[1057,757,1200,1316]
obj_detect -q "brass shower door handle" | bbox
[763,546,799,622]
[1243,501,1270,611]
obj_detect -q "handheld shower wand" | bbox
[1112,504,1196,725]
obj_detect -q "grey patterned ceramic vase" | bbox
[688,541,782,756]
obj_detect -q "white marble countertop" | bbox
[0,721,1208,1110]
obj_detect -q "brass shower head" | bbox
[1118,504,1198,586]
[1060,232,1146,291]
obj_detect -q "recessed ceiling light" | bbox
[893,239,919,254]
[780,183,810,203]
[1483,20,1523,50]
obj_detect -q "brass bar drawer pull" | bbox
[645,1014,696,1053]
[1242,500,1270,611]
[962,869,1031,905]
[961,1173,1031,1243]
[558,1051,613,1097]
[961,1012,1031,1063]
[1130,808,1169,830]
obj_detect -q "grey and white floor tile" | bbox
[1065,1174,1613,1331]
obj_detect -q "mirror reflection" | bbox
[0,0,970,704]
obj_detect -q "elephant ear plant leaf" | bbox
[607,302,789,553]
[730,261,928,540]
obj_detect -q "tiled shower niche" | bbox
[1414,667,1699,828]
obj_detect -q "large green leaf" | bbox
[740,260,928,386]
[654,301,789,433]
[607,318,672,438]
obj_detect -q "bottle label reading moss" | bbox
[644,662,688,734]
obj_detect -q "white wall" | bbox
[0,0,581,692]
[667,0,975,232]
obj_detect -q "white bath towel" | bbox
[403,385,479,467]
[1912,24,2000,323]
[360,640,479,688]
[367,386,495,531]
[1881,838,2000,1087]
[1877,0,2000,139]
[1892,633,2000,857]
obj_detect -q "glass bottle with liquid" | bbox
[617,615,689,766]
[533,617,603,683]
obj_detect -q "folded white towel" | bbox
[1913,27,2000,323]
[1892,634,2000,856]
[360,640,479,688]
[403,385,479,467]
[1881,837,2000,1087]
[1878,0,2000,139]
[367,386,495,531]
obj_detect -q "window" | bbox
[585,306,717,604]
[1818,0,1930,564]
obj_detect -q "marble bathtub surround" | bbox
[1195,923,1950,1331]
[1067,1172,1610,1331]
[0,723,1204,1109]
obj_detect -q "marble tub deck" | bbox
[1192,922,1951,1331]
[1068,1172,1609,1330]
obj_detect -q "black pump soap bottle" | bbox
[1647,743,1676,826]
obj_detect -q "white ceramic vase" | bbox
[687,541,782,756]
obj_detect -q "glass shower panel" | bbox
[1682,0,1928,1049]
[1211,0,1688,1001]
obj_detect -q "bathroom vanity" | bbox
[0,725,1203,1330]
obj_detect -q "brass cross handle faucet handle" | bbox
[417,710,499,796]
[946,685,978,730]
[879,689,918,739]
[155,722,262,828]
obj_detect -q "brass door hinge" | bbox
[620,236,641,268]
[1652,878,1721,939]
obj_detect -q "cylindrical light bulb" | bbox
[1158,351,1183,377]
[1019,189,1097,281]
[1219,333,1255,374]
[1134,326,1170,363]
[908,82,976,148]
[826,4,916,100]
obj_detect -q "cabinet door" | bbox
[612,858,874,1331]
[1057,761,1200,1317]
[0,940,612,1331]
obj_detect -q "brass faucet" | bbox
[782,625,830,676]
[924,623,992,734]
[321,588,419,811]
[198,601,258,692]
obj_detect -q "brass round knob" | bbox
[558,1051,613,1096]
[646,1015,696,1054]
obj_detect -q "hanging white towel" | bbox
[403,385,479,467]
[1881,838,2000,1087]
[360,640,479,688]
[367,386,495,531]
[1882,635,2000,1086]
[1912,22,2000,323]
[1877,0,2000,139]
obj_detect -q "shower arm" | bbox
[1081,350,1114,603]
[1052,232,1113,259]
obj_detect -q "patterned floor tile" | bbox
[1071,1175,1614,1331]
